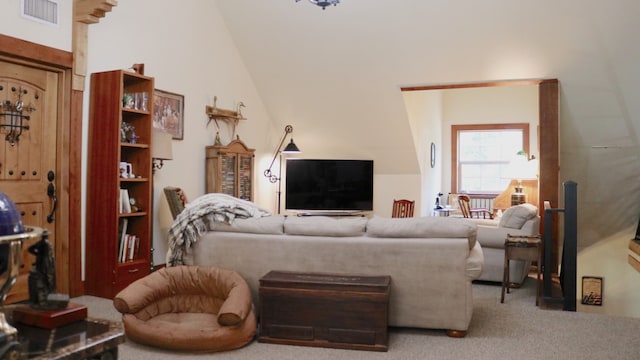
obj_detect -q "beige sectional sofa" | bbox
[171,215,483,337]
[471,203,540,284]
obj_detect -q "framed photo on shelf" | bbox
[153,89,184,140]
[581,276,603,306]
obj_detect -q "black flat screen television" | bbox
[285,159,374,212]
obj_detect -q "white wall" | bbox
[441,85,539,195]
[83,0,277,267]
[577,226,640,318]
[0,0,72,51]
[402,85,539,211]
[403,90,443,215]
[81,0,419,267]
[1,0,422,271]
[5,1,639,315]
[374,174,421,217]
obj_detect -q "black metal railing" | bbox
[543,181,577,311]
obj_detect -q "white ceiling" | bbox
[215,0,640,175]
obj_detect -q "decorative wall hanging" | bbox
[206,96,246,143]
[0,86,36,145]
[153,89,184,140]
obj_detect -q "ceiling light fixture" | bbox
[296,0,340,10]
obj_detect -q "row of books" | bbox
[117,219,140,262]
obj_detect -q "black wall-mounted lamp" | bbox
[264,125,301,213]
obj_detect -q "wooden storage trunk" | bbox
[258,270,391,352]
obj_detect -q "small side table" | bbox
[433,207,455,217]
[501,234,542,306]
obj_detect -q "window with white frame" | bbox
[452,124,529,194]
[22,0,59,26]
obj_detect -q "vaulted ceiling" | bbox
[215,1,640,178]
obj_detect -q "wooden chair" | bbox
[163,186,188,220]
[392,199,415,218]
[457,194,493,219]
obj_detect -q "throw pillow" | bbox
[284,216,367,237]
[499,203,538,229]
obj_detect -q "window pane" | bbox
[459,130,522,162]
[458,128,524,193]
[460,164,511,192]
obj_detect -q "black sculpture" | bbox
[27,230,69,310]
[435,192,443,209]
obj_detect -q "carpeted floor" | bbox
[72,277,640,360]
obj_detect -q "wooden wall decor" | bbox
[73,0,118,90]
[205,139,255,201]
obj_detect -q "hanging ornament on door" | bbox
[0,86,37,145]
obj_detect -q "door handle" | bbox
[47,170,57,223]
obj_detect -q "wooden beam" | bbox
[74,0,117,23]
[69,0,118,294]
[538,79,560,272]
[72,0,118,90]
[401,79,544,92]
[0,35,72,67]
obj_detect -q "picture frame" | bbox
[581,276,603,306]
[153,89,184,140]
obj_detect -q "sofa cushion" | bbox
[498,203,538,229]
[284,216,367,237]
[366,216,477,249]
[208,215,285,234]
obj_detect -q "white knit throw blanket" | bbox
[166,193,271,266]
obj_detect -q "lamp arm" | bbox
[264,125,293,182]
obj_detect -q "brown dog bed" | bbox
[113,266,256,352]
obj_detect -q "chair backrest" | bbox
[457,194,494,219]
[392,199,415,218]
[164,186,188,220]
[457,194,472,218]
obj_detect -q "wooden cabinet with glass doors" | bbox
[205,139,255,201]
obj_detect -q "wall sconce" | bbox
[152,129,173,174]
[264,125,301,213]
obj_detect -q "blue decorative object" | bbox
[0,192,24,236]
[0,193,24,354]
[0,192,24,275]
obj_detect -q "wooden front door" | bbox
[0,59,59,303]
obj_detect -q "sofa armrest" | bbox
[476,216,539,249]
[466,241,484,280]
[113,277,158,314]
[519,216,540,235]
